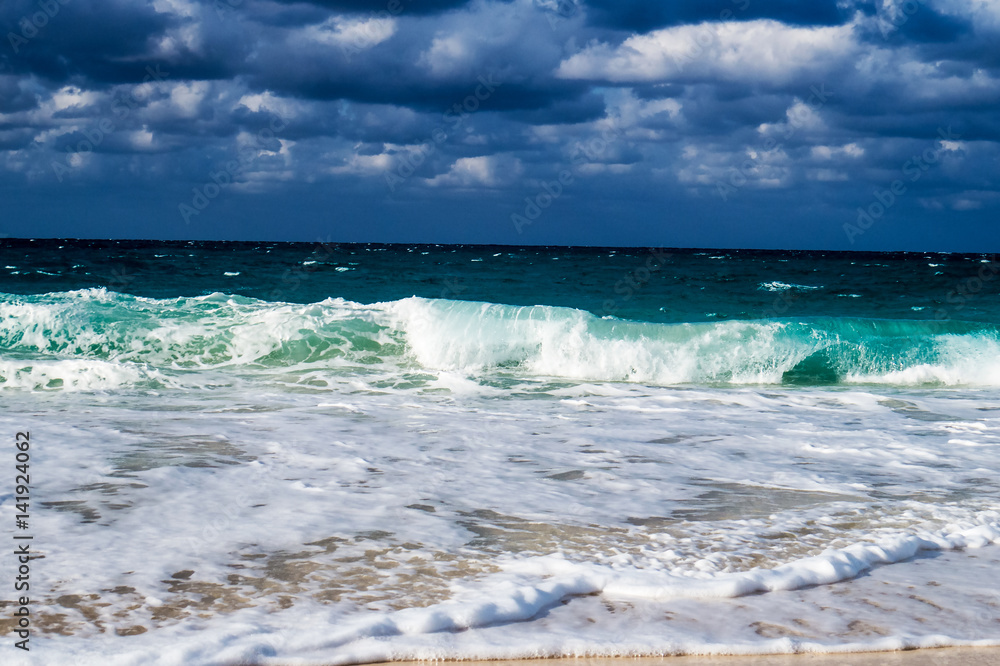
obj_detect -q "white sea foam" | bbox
[387,298,1000,387]
[0,358,168,390]
[2,377,1000,663]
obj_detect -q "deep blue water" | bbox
[1,239,998,324]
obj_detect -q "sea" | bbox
[1,239,999,665]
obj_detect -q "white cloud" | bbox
[953,198,983,210]
[811,143,865,160]
[598,89,683,136]
[328,151,394,175]
[757,99,827,139]
[556,20,855,84]
[676,141,791,189]
[169,81,210,118]
[129,128,155,150]
[50,87,100,113]
[420,35,473,78]
[425,154,523,188]
[236,92,300,120]
[305,16,397,52]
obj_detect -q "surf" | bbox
[2,289,999,389]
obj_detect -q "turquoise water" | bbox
[2,239,1000,664]
[1,240,998,388]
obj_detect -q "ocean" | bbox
[2,239,999,664]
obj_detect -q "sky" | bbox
[0,0,998,250]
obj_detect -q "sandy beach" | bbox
[380,650,1000,666]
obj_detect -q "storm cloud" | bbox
[0,0,997,249]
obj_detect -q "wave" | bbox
[758,281,822,292]
[323,516,1000,658]
[2,289,1000,389]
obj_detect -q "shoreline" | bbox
[374,648,1000,666]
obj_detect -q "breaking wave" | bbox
[2,289,999,389]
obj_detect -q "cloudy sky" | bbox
[1,0,998,249]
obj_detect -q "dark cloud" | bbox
[240,2,341,27]
[505,91,607,126]
[583,0,847,32]
[0,75,40,113]
[882,4,972,43]
[266,0,478,14]
[0,0,997,250]
[1,0,175,84]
